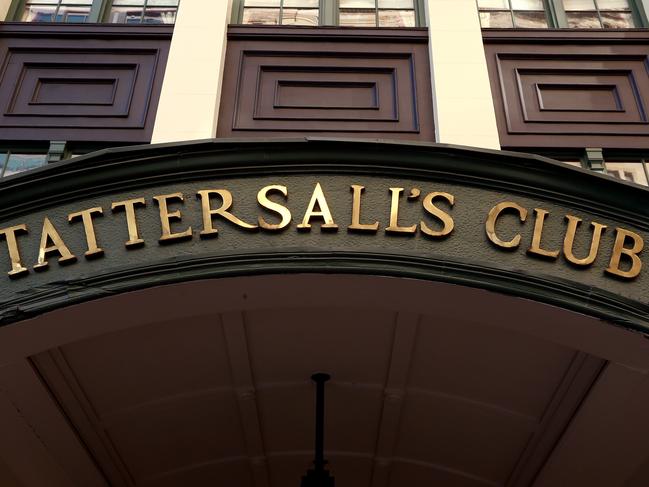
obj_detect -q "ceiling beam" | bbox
[222,311,271,487]
[370,312,420,487]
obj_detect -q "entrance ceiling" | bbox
[1,275,648,487]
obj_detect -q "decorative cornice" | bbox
[227,25,429,43]
[0,22,174,39]
[0,137,646,229]
[482,28,649,43]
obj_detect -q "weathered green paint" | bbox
[0,138,647,333]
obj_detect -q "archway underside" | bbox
[0,274,648,487]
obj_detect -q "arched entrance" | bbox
[0,139,648,486]
[1,275,649,487]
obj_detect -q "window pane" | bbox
[244,0,281,5]
[606,163,648,186]
[340,10,377,26]
[511,0,544,9]
[25,0,60,4]
[340,0,376,7]
[57,6,91,22]
[147,0,180,5]
[479,10,514,27]
[597,0,631,9]
[563,0,596,10]
[478,0,510,8]
[561,161,583,167]
[282,8,319,25]
[379,9,415,26]
[22,6,56,22]
[601,11,635,27]
[378,0,414,7]
[143,7,177,23]
[3,154,47,177]
[112,0,145,4]
[242,7,280,24]
[566,11,601,27]
[514,10,548,27]
[109,7,143,23]
[284,0,319,6]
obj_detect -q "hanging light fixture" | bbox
[300,373,335,487]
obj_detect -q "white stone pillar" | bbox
[0,0,13,21]
[425,0,501,149]
[151,0,233,143]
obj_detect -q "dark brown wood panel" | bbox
[218,26,434,141]
[0,23,173,143]
[483,29,649,149]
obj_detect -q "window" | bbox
[524,149,649,187]
[339,0,416,27]
[0,152,47,178]
[21,0,93,22]
[563,0,635,28]
[108,0,178,24]
[13,0,179,23]
[241,0,320,26]
[605,161,649,186]
[478,0,549,28]
[236,0,424,26]
[477,0,645,28]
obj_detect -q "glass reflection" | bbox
[379,9,415,26]
[2,154,48,177]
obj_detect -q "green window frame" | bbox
[232,0,427,27]
[9,0,180,23]
[477,0,648,28]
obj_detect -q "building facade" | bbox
[0,1,649,486]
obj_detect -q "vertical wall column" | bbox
[0,0,12,21]
[425,0,500,149]
[151,0,233,143]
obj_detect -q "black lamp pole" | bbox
[301,373,335,487]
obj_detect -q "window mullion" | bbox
[415,0,425,27]
[88,0,105,23]
[320,0,334,25]
[629,0,647,27]
[0,152,9,178]
[8,1,24,21]
[550,0,569,27]
[593,0,604,27]
[231,0,244,24]
[53,0,62,21]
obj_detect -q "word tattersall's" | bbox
[0,183,642,280]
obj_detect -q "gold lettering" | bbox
[0,224,29,278]
[420,192,454,238]
[486,201,528,248]
[154,193,193,243]
[68,207,104,258]
[606,228,644,279]
[349,185,379,233]
[197,189,258,238]
[386,187,417,234]
[257,185,291,231]
[528,208,560,260]
[563,215,606,267]
[297,183,338,231]
[112,198,146,248]
[34,217,76,270]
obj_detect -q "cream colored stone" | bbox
[425,0,500,150]
[151,0,233,143]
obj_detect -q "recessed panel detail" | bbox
[484,31,649,148]
[218,27,434,140]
